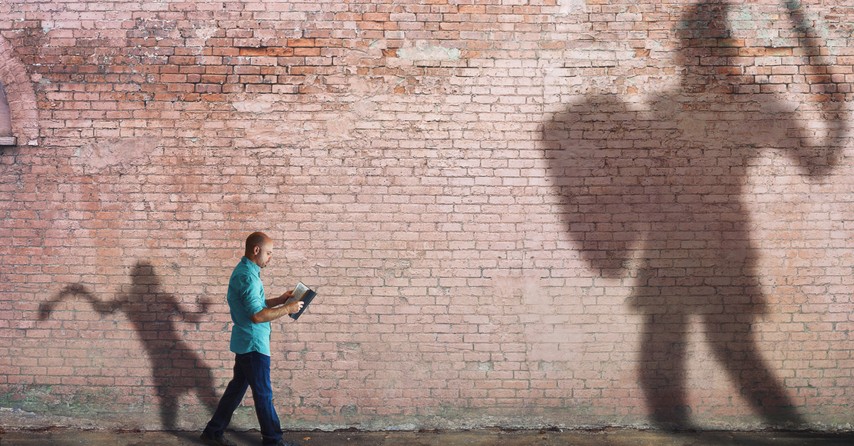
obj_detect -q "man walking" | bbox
[201,232,304,446]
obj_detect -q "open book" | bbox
[286,282,316,321]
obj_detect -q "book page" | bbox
[293,282,309,300]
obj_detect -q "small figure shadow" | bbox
[542,0,846,430]
[39,260,219,434]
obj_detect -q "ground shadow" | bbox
[39,260,219,434]
[542,0,846,429]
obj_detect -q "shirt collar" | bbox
[241,256,261,276]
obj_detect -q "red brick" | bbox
[0,0,852,433]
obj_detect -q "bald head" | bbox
[245,232,273,268]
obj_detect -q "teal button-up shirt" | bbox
[227,256,271,356]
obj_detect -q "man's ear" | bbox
[253,245,261,256]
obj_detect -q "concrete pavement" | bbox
[2,428,854,446]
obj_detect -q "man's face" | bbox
[254,241,273,268]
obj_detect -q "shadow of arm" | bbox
[784,0,849,177]
[178,297,211,323]
[39,284,122,320]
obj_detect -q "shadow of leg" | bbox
[704,314,804,427]
[639,312,694,429]
[160,389,179,432]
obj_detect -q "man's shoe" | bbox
[274,440,301,446]
[200,431,237,446]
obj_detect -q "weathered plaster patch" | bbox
[558,0,587,15]
[397,42,461,61]
[231,94,278,114]
[72,137,160,173]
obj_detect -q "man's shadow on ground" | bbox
[542,0,847,430]
[39,260,222,439]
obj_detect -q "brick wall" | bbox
[1,0,852,431]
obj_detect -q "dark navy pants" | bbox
[204,352,283,445]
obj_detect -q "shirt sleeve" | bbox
[236,273,266,317]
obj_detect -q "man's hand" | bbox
[281,290,304,313]
[286,300,304,315]
[267,290,294,308]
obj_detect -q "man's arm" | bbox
[265,290,293,309]
[250,290,303,323]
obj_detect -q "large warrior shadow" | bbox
[542,0,847,429]
[39,260,220,432]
